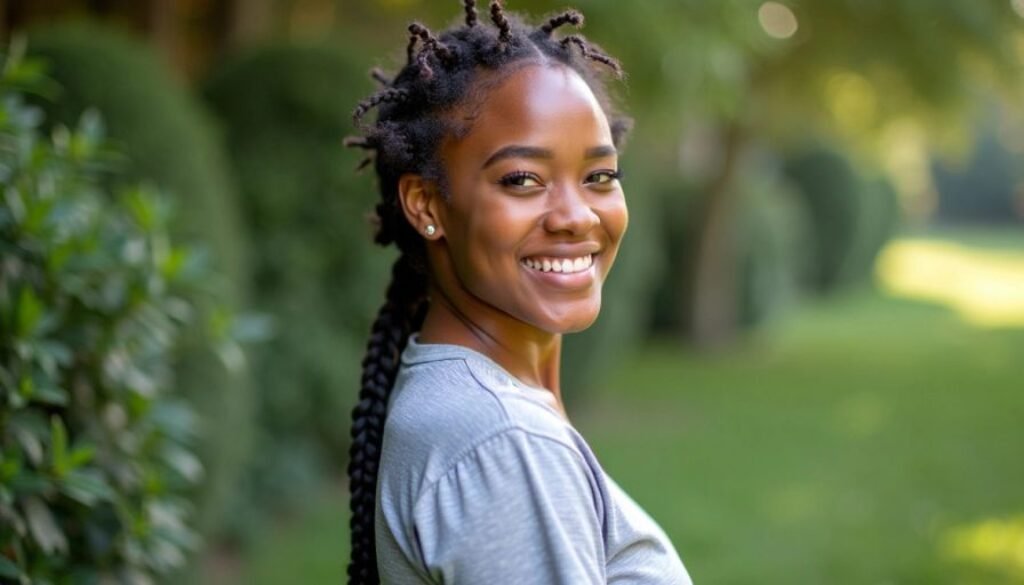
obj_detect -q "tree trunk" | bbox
[686,121,746,349]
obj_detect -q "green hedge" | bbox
[735,168,809,328]
[932,118,1024,223]
[0,54,204,582]
[202,41,391,523]
[645,165,809,335]
[25,21,255,540]
[647,145,897,339]
[781,146,900,293]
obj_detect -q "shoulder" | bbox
[382,354,579,485]
[422,426,597,501]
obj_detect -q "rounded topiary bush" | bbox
[932,119,1024,223]
[202,40,392,518]
[0,54,206,583]
[645,165,809,336]
[735,170,809,328]
[25,21,255,539]
[781,146,900,293]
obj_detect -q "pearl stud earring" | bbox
[424,224,436,236]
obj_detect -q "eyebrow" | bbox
[584,145,618,160]
[481,143,618,169]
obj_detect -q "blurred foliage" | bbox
[24,21,256,541]
[201,40,392,532]
[933,111,1024,224]
[564,0,1023,139]
[648,153,811,333]
[0,51,203,583]
[781,146,901,294]
[735,163,808,327]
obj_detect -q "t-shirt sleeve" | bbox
[411,427,606,584]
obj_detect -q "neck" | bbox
[417,283,565,408]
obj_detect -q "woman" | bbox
[345,2,692,583]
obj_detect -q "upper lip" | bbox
[521,243,601,260]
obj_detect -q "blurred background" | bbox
[1,0,1022,583]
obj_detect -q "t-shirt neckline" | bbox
[403,332,555,397]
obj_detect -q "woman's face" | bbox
[430,63,628,335]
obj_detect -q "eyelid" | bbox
[497,168,623,189]
[586,169,624,184]
[497,170,544,188]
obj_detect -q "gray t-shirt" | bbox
[375,333,693,584]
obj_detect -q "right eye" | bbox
[498,171,543,188]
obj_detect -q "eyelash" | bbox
[590,169,624,184]
[497,171,539,187]
[497,169,624,188]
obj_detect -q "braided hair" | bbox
[345,2,630,582]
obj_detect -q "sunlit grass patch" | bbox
[876,238,1024,328]
[943,515,1024,582]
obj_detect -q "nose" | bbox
[542,184,599,235]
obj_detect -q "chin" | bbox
[562,319,598,334]
[535,303,602,334]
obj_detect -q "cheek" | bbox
[465,199,532,256]
[595,194,628,279]
[602,193,629,244]
[456,201,527,280]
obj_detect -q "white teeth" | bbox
[522,254,595,274]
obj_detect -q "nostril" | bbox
[543,197,600,234]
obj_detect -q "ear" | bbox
[398,173,445,239]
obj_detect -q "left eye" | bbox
[586,170,622,185]
[498,171,543,188]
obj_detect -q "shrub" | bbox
[932,119,1024,224]
[781,146,900,293]
[645,164,809,336]
[25,21,255,539]
[735,168,810,328]
[0,52,204,583]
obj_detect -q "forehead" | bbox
[442,64,612,157]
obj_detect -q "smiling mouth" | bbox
[519,254,594,274]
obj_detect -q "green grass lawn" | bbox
[579,291,1024,584]
[223,287,1024,584]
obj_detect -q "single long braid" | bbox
[347,254,427,585]
[345,2,630,582]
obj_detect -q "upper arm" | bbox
[412,428,606,584]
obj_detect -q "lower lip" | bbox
[520,258,597,290]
